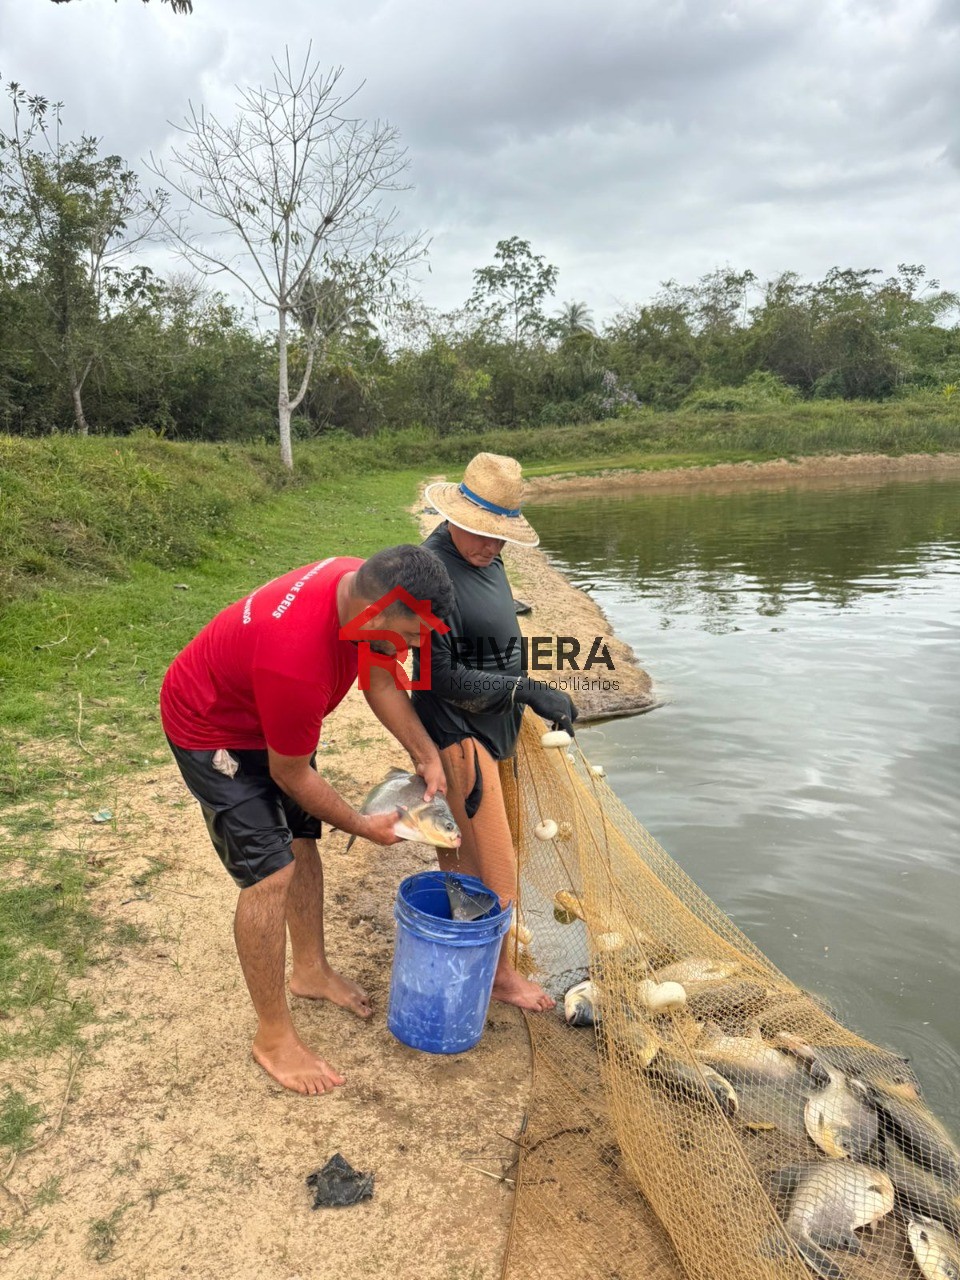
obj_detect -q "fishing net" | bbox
[497,711,960,1280]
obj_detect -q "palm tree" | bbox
[553,300,596,341]
[294,275,375,344]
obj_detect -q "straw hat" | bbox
[425,453,539,548]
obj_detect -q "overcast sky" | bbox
[2,0,959,323]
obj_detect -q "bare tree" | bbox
[149,49,425,468]
[51,1,194,12]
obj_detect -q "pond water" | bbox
[528,473,960,1128]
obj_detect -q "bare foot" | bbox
[252,1030,346,1096]
[289,964,373,1018]
[492,968,556,1012]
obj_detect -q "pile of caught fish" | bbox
[555,893,960,1280]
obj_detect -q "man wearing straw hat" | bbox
[413,453,578,1011]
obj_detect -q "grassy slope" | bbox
[1,439,422,782]
[324,396,960,472]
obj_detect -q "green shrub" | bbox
[682,371,801,412]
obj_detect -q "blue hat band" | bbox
[458,482,522,519]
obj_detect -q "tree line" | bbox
[2,65,959,467]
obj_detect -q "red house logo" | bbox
[339,586,449,691]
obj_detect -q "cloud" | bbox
[2,0,959,319]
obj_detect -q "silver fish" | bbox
[865,1088,960,1190]
[685,979,771,1024]
[773,1035,880,1160]
[773,1033,922,1102]
[615,1019,662,1069]
[805,1067,879,1161]
[884,1135,960,1237]
[772,1032,836,1086]
[648,1050,739,1117]
[908,1218,960,1280]
[814,1044,922,1103]
[656,957,740,985]
[768,1161,894,1280]
[696,1021,801,1088]
[346,768,461,851]
[564,980,599,1028]
[737,1081,809,1142]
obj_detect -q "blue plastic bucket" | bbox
[387,871,512,1054]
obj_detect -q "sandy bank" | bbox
[527,450,960,497]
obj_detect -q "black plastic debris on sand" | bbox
[306,1153,374,1209]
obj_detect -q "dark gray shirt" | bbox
[412,523,525,760]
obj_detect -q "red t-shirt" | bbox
[160,557,362,755]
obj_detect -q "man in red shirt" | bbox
[160,545,455,1096]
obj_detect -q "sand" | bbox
[526,450,960,497]
[0,701,529,1279]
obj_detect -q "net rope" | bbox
[499,711,960,1280]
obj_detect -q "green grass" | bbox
[520,448,776,477]
[110,920,151,946]
[33,1174,64,1207]
[304,396,960,474]
[0,824,100,1065]
[0,434,303,603]
[0,1087,44,1153]
[128,855,170,891]
[87,1203,131,1262]
[0,461,422,800]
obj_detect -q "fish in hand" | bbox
[346,768,461,851]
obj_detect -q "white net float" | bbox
[636,979,688,1013]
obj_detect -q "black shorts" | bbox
[167,741,322,889]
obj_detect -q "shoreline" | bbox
[526,449,960,496]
